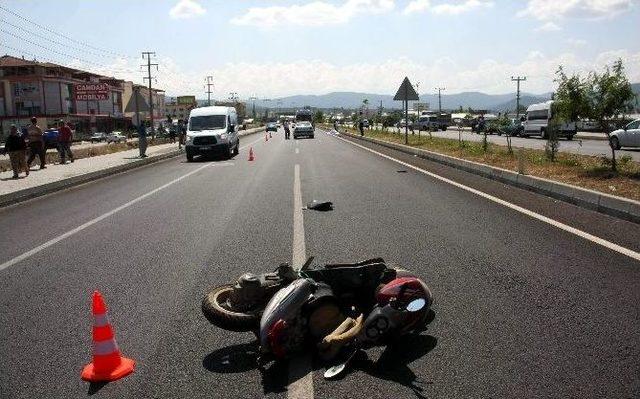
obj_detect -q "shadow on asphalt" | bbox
[202,311,437,397]
[87,381,108,395]
[351,334,438,399]
[202,340,288,395]
[180,154,238,164]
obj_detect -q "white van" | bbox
[185,106,240,161]
[522,100,576,140]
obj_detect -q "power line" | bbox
[0,4,129,59]
[0,18,121,60]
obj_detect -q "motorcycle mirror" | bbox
[406,298,426,312]
[324,363,347,380]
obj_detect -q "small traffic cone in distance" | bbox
[81,291,135,382]
[248,147,255,161]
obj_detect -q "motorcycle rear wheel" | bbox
[202,284,260,332]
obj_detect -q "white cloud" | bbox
[518,0,634,21]
[169,0,206,19]
[566,38,588,46]
[431,0,494,15]
[403,0,431,14]
[404,0,493,15]
[535,21,562,31]
[231,0,395,28]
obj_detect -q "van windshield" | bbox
[189,115,226,131]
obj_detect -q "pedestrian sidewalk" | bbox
[0,143,181,206]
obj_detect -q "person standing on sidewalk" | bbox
[26,117,46,169]
[57,120,74,164]
[5,125,29,179]
[138,123,148,158]
[178,120,187,150]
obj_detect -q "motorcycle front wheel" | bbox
[202,284,260,332]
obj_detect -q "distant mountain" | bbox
[252,90,553,112]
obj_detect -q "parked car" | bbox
[266,122,278,132]
[90,132,107,143]
[610,119,640,150]
[293,121,314,139]
[43,128,59,149]
[107,132,127,143]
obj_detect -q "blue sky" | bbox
[1,0,639,98]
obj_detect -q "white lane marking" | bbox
[335,135,640,263]
[295,148,300,154]
[0,136,265,272]
[288,164,314,399]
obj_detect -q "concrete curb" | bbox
[338,130,640,224]
[0,128,264,208]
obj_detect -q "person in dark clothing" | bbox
[26,117,46,169]
[179,120,187,150]
[138,123,148,158]
[358,119,364,136]
[5,125,29,178]
[57,120,74,164]
[284,120,291,139]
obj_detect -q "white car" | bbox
[107,132,127,143]
[610,119,640,149]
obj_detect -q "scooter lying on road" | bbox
[201,257,433,377]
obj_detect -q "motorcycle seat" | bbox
[324,258,385,269]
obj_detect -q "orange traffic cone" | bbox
[248,147,255,161]
[81,291,135,382]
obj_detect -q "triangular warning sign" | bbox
[125,90,150,113]
[393,77,419,101]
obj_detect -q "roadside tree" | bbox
[587,59,636,171]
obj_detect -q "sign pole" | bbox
[404,78,409,144]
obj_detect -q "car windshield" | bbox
[189,115,226,131]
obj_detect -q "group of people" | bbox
[4,117,74,179]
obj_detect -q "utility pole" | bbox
[205,76,214,106]
[511,76,527,119]
[249,95,257,118]
[141,51,158,136]
[435,87,445,114]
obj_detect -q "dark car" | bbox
[43,129,59,149]
[266,122,278,132]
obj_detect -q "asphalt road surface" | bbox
[429,127,640,161]
[1,128,639,398]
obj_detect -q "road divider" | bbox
[335,130,640,224]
